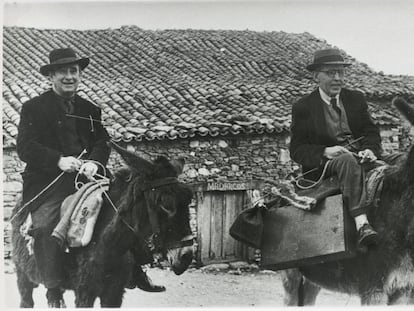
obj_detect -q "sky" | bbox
[2,0,414,76]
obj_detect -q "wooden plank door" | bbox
[197,190,253,264]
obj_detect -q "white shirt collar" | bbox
[319,87,339,106]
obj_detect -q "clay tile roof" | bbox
[3,26,414,147]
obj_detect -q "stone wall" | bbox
[3,149,24,220]
[121,133,293,183]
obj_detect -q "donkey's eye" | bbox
[125,174,133,182]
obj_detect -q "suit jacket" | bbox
[17,90,111,204]
[289,88,381,180]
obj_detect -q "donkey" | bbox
[282,97,414,305]
[11,141,194,307]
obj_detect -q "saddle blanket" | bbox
[52,179,109,247]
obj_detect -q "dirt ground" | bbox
[3,265,360,308]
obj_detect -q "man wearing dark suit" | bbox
[289,49,380,249]
[17,48,163,303]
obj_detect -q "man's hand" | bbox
[58,156,82,172]
[323,146,351,159]
[358,149,377,163]
[79,162,99,180]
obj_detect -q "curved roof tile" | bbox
[3,26,414,147]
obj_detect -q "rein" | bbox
[8,149,88,227]
[295,160,331,190]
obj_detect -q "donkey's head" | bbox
[110,141,194,275]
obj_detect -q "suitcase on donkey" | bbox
[260,177,357,271]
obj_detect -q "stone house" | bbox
[3,26,414,264]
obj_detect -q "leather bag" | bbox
[229,206,264,249]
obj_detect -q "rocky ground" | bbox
[3,260,360,308]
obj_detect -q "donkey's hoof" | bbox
[48,299,66,308]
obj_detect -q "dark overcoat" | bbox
[289,88,381,181]
[17,90,110,207]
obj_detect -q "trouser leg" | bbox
[32,228,65,289]
[30,174,75,289]
[326,153,366,217]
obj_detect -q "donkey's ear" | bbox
[170,157,185,175]
[108,141,154,175]
[393,97,414,125]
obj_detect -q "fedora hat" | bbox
[306,48,351,71]
[40,48,89,76]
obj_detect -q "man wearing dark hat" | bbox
[289,48,381,249]
[17,48,164,302]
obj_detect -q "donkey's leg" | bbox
[74,284,97,308]
[281,268,320,306]
[74,291,96,307]
[281,268,303,306]
[409,289,414,304]
[98,258,130,307]
[16,267,36,308]
[301,278,321,305]
[360,288,387,305]
[99,275,126,307]
[387,288,414,305]
[46,287,66,308]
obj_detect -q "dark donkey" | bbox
[11,141,194,307]
[282,97,414,305]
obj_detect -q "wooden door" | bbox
[197,189,253,264]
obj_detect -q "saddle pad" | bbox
[363,165,387,208]
[260,194,356,271]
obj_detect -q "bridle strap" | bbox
[143,191,161,251]
[167,235,194,250]
[141,177,179,191]
[142,177,180,251]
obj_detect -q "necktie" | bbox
[63,98,74,114]
[330,97,341,116]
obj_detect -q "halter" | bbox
[141,177,194,252]
[141,177,180,191]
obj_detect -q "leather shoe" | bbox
[357,224,378,248]
[136,270,166,292]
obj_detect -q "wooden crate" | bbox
[260,194,356,271]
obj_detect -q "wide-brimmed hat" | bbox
[306,48,351,71]
[40,48,89,76]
